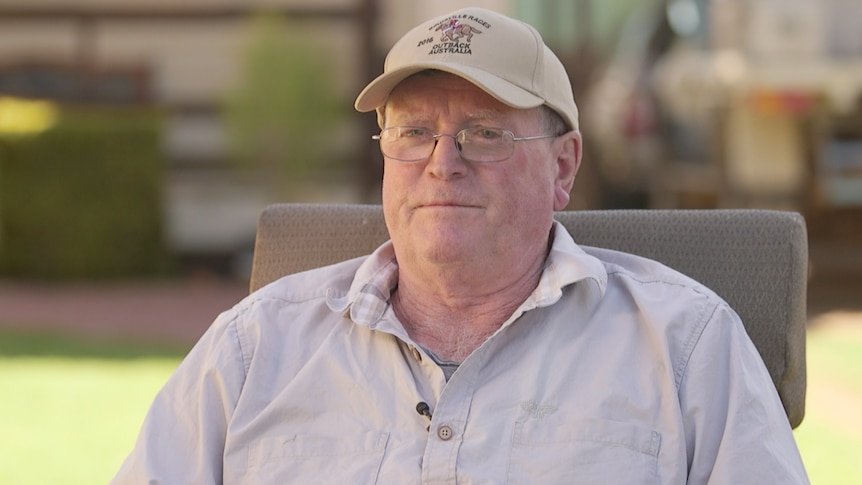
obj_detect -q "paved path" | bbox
[0,277,249,346]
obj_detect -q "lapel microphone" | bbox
[416,401,433,419]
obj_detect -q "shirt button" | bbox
[411,347,422,361]
[437,425,453,441]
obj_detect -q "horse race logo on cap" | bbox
[418,14,491,55]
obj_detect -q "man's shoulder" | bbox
[582,246,721,301]
[578,246,737,361]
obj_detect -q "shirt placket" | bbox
[420,344,488,484]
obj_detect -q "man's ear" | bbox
[553,131,582,211]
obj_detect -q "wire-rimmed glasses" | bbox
[372,126,558,163]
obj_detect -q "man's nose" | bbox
[426,134,468,179]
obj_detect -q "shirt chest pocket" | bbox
[245,431,390,484]
[507,418,661,485]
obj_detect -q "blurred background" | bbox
[0,0,860,483]
[0,0,860,282]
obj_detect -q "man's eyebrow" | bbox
[389,109,432,126]
[464,109,500,122]
[387,108,502,126]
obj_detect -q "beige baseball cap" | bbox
[354,7,579,131]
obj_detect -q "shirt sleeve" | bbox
[680,302,809,484]
[110,308,247,485]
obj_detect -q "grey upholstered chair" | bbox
[249,203,808,428]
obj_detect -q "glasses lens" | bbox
[459,127,513,163]
[379,127,433,161]
[376,126,516,162]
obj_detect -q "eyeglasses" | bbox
[372,126,558,163]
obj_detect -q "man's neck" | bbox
[391,257,545,362]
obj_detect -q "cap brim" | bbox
[354,62,545,113]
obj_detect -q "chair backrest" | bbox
[250,203,808,428]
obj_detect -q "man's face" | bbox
[380,72,579,272]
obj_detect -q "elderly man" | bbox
[113,7,808,484]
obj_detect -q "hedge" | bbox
[0,105,171,279]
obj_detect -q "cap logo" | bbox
[435,18,481,42]
[420,15,489,56]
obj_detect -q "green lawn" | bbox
[0,332,186,485]
[0,321,860,484]
[792,316,862,485]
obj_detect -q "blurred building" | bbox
[0,0,638,266]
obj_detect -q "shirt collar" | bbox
[325,240,399,327]
[540,220,608,304]
[327,221,608,327]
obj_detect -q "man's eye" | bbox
[403,128,428,138]
[476,128,502,140]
